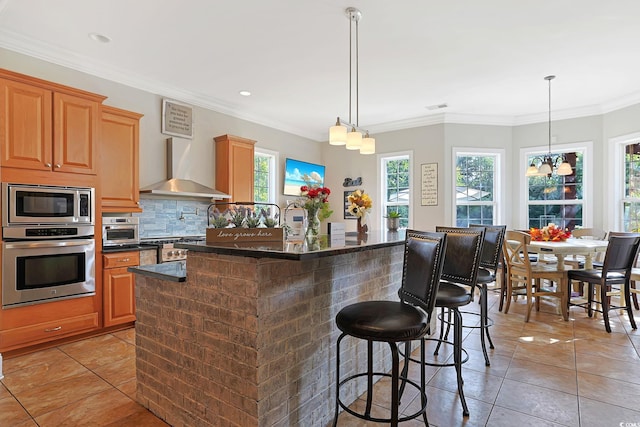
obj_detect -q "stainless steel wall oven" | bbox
[1,183,96,309]
[2,238,95,308]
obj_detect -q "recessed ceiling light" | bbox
[239,90,251,97]
[88,33,111,43]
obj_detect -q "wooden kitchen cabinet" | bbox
[0,296,100,353]
[0,70,105,175]
[214,134,256,202]
[100,106,143,212]
[103,251,140,327]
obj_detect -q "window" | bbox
[254,149,277,205]
[455,150,502,226]
[380,153,411,229]
[622,142,640,232]
[525,149,584,230]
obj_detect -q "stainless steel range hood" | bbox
[140,138,231,200]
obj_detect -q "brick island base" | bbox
[134,245,404,426]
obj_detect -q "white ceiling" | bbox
[2,0,640,141]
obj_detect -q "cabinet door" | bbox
[214,134,256,202]
[0,78,53,170]
[100,106,143,212]
[53,92,99,174]
[103,266,136,327]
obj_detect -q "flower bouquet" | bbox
[529,223,571,242]
[347,189,372,233]
[299,182,331,238]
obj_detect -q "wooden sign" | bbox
[421,163,438,206]
[206,227,284,243]
[162,99,193,139]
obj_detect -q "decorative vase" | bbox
[357,214,368,234]
[305,206,321,239]
[386,217,400,231]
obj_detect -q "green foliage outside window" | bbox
[384,158,410,228]
[623,143,640,231]
[526,151,582,230]
[456,154,495,226]
[254,154,270,203]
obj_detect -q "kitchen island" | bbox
[130,231,406,426]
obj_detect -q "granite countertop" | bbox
[102,244,158,254]
[174,229,405,260]
[128,261,186,282]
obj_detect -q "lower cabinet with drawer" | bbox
[103,251,140,327]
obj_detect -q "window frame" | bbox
[253,147,278,204]
[452,147,505,226]
[610,131,640,231]
[377,150,413,231]
[519,141,592,230]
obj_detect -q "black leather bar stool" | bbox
[333,230,447,426]
[468,224,506,366]
[405,226,484,417]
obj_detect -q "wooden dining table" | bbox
[528,239,609,269]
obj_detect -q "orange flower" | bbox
[529,223,571,241]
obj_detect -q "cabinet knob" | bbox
[55,164,61,168]
[45,163,52,167]
[118,258,130,262]
[44,326,62,332]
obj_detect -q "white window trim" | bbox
[609,131,640,231]
[254,147,278,204]
[452,147,505,226]
[518,140,593,230]
[377,150,413,231]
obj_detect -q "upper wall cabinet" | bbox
[100,106,143,212]
[214,134,256,203]
[0,69,105,175]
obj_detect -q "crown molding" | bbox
[2,28,640,142]
[0,29,318,140]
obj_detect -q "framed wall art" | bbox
[344,191,356,219]
[162,99,193,139]
[421,163,438,206]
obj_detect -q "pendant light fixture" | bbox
[328,7,375,155]
[526,75,572,177]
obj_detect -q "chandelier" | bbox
[328,7,375,155]
[526,75,572,177]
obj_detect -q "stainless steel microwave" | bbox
[2,183,94,227]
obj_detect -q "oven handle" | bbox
[3,238,95,250]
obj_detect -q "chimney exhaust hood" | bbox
[140,138,231,200]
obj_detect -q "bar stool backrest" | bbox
[400,230,448,321]
[434,226,485,290]
[469,224,507,271]
[600,233,640,276]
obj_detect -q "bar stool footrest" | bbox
[336,371,427,424]
[399,338,469,367]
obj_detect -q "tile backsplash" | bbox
[134,198,211,238]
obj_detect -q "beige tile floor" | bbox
[2,288,640,426]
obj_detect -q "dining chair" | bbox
[564,227,608,269]
[502,230,569,322]
[468,224,506,366]
[413,226,484,417]
[567,233,640,332]
[333,230,447,426]
[630,268,640,310]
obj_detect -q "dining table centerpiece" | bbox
[347,189,373,234]
[529,223,572,242]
